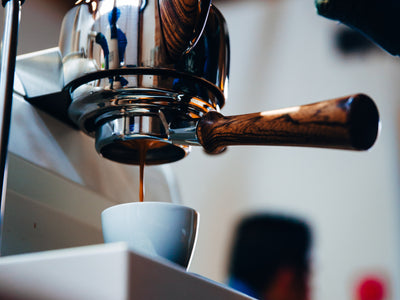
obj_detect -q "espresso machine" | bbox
[0,0,380,299]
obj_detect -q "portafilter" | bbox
[61,0,379,165]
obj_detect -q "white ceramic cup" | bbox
[101,202,199,269]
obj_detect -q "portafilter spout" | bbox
[94,109,191,165]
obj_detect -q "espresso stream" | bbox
[137,140,167,202]
[138,142,146,203]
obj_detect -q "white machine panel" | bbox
[0,243,253,300]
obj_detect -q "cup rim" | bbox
[101,201,197,217]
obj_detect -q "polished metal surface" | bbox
[60,0,217,81]
[15,48,64,98]
[0,0,21,247]
[95,112,190,164]
[60,0,230,164]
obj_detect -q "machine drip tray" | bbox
[0,243,253,300]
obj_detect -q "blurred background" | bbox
[2,0,400,299]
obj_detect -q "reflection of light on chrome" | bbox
[99,0,141,14]
[223,78,229,102]
[190,97,216,113]
[91,1,97,11]
[75,0,98,7]
[260,106,300,116]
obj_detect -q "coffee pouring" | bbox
[11,0,380,167]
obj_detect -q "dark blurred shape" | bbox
[316,0,400,56]
[227,214,312,300]
[335,27,377,56]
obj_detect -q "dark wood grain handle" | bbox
[197,94,380,154]
[159,0,211,60]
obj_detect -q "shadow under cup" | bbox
[101,202,199,269]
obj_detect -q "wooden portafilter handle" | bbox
[197,94,380,154]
